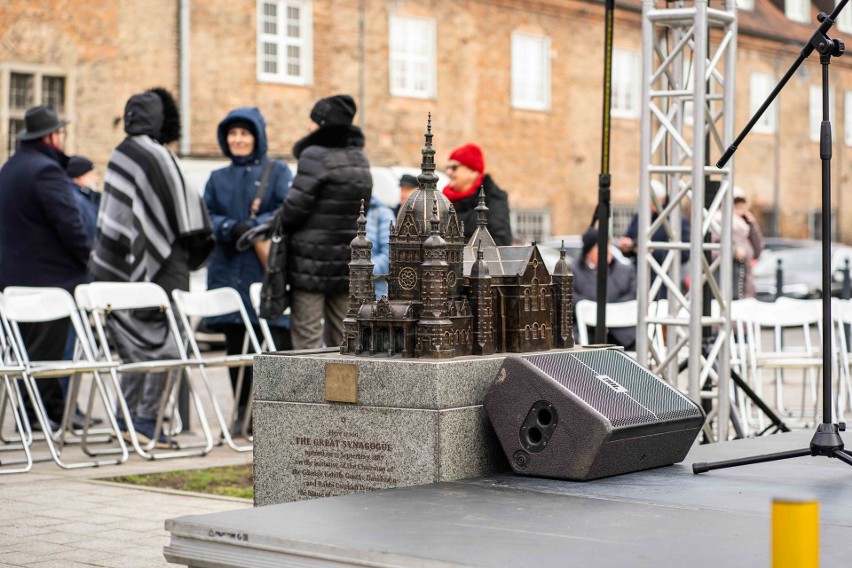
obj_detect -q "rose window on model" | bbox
[446,271,457,287]
[399,267,418,290]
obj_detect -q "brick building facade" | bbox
[1,0,851,241]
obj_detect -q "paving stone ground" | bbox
[0,361,252,568]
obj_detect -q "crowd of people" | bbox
[0,91,516,439]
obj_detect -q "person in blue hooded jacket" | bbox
[203,107,292,426]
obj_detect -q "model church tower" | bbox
[340,116,574,358]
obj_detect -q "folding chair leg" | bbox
[20,374,128,469]
[111,368,214,460]
[0,375,32,474]
[193,365,252,453]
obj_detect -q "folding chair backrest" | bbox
[574,299,640,345]
[85,281,171,311]
[173,288,248,319]
[2,287,78,323]
[172,288,262,355]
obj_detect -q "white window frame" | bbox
[511,32,551,112]
[0,64,72,159]
[750,72,778,134]
[388,15,437,100]
[809,84,836,142]
[838,0,852,34]
[611,48,641,119]
[256,0,313,86]
[785,0,810,24]
[845,90,852,146]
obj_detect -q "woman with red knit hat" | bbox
[442,143,512,246]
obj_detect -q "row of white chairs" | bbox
[574,296,852,439]
[0,281,281,473]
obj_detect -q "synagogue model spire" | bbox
[417,113,439,192]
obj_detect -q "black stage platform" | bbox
[165,430,852,567]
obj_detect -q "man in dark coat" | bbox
[277,94,372,349]
[0,105,90,429]
[573,227,638,349]
[442,143,512,246]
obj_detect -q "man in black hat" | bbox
[274,94,372,349]
[0,105,91,430]
[572,226,637,349]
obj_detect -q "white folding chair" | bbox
[172,287,262,451]
[574,299,666,361]
[831,298,852,422]
[0,287,128,469]
[0,293,33,473]
[249,281,286,352]
[740,297,823,426]
[81,282,214,460]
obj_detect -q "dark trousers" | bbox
[222,324,292,411]
[18,318,70,423]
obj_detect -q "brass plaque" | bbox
[325,362,358,403]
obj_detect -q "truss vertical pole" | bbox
[638,0,736,440]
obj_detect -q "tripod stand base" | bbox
[693,423,851,473]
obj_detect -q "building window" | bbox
[846,91,852,146]
[737,0,755,10]
[785,0,810,24]
[611,49,640,119]
[750,73,778,134]
[511,32,551,111]
[256,0,313,85]
[389,15,436,99]
[510,208,551,244]
[3,69,68,159]
[839,0,852,33]
[808,207,837,241]
[809,84,835,142]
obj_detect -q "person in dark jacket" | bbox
[442,143,512,246]
[66,155,101,247]
[573,227,638,349]
[0,105,90,430]
[204,107,293,424]
[277,94,372,349]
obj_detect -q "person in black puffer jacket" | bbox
[278,94,372,349]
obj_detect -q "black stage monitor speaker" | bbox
[485,348,705,481]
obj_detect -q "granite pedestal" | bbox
[252,348,579,505]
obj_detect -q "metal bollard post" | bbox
[842,258,851,300]
[775,258,784,301]
[772,498,818,568]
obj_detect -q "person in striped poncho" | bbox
[89,88,213,446]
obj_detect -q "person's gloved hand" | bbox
[230,221,252,241]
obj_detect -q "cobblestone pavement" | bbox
[0,362,252,568]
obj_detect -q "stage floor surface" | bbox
[165,430,852,567]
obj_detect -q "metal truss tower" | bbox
[637,0,737,440]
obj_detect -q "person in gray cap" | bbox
[0,105,90,431]
[66,156,101,246]
[396,173,419,216]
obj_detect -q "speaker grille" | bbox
[522,351,696,427]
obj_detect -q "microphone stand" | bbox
[695,1,852,473]
[591,0,616,344]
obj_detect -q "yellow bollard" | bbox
[772,499,819,568]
